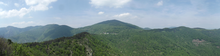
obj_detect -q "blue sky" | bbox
[0,0,220,29]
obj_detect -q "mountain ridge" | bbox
[1,19,218,43]
[2,20,143,43]
[0,20,215,30]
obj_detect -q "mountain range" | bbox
[0,20,142,43]
[1,19,220,56]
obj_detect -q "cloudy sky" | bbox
[0,0,220,29]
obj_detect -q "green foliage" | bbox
[10,43,47,56]
[4,32,120,56]
[93,27,220,56]
[7,39,13,44]
[0,37,12,56]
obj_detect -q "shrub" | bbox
[0,37,12,56]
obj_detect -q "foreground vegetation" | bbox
[0,32,120,56]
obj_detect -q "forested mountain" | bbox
[143,27,151,30]
[0,26,29,38]
[1,20,220,56]
[7,24,75,43]
[73,20,143,34]
[0,32,120,56]
[3,20,143,43]
[95,26,220,56]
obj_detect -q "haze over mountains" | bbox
[1,20,220,56]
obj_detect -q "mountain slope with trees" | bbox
[5,20,143,43]
[93,26,220,56]
[7,24,75,43]
[72,20,143,34]
[0,32,120,56]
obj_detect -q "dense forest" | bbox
[1,20,220,56]
[0,32,120,56]
[94,27,220,56]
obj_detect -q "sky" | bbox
[0,0,220,29]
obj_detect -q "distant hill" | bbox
[76,20,143,34]
[143,27,151,30]
[97,20,140,29]
[167,26,177,29]
[0,26,38,38]
[0,26,22,38]
[8,24,75,43]
[2,20,143,43]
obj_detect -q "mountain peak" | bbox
[93,19,141,29]
[6,26,17,28]
[97,19,123,24]
[45,24,59,26]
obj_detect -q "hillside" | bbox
[2,20,143,43]
[143,27,151,30]
[8,24,75,43]
[0,32,120,56]
[73,20,143,34]
[0,26,24,38]
[94,27,220,56]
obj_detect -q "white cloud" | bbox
[0,1,7,6]
[11,21,34,25]
[98,12,104,15]
[25,0,39,5]
[0,8,31,18]
[9,21,35,28]
[25,0,57,11]
[157,1,163,6]
[114,13,130,17]
[90,0,131,8]
[14,3,19,7]
[0,0,57,18]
